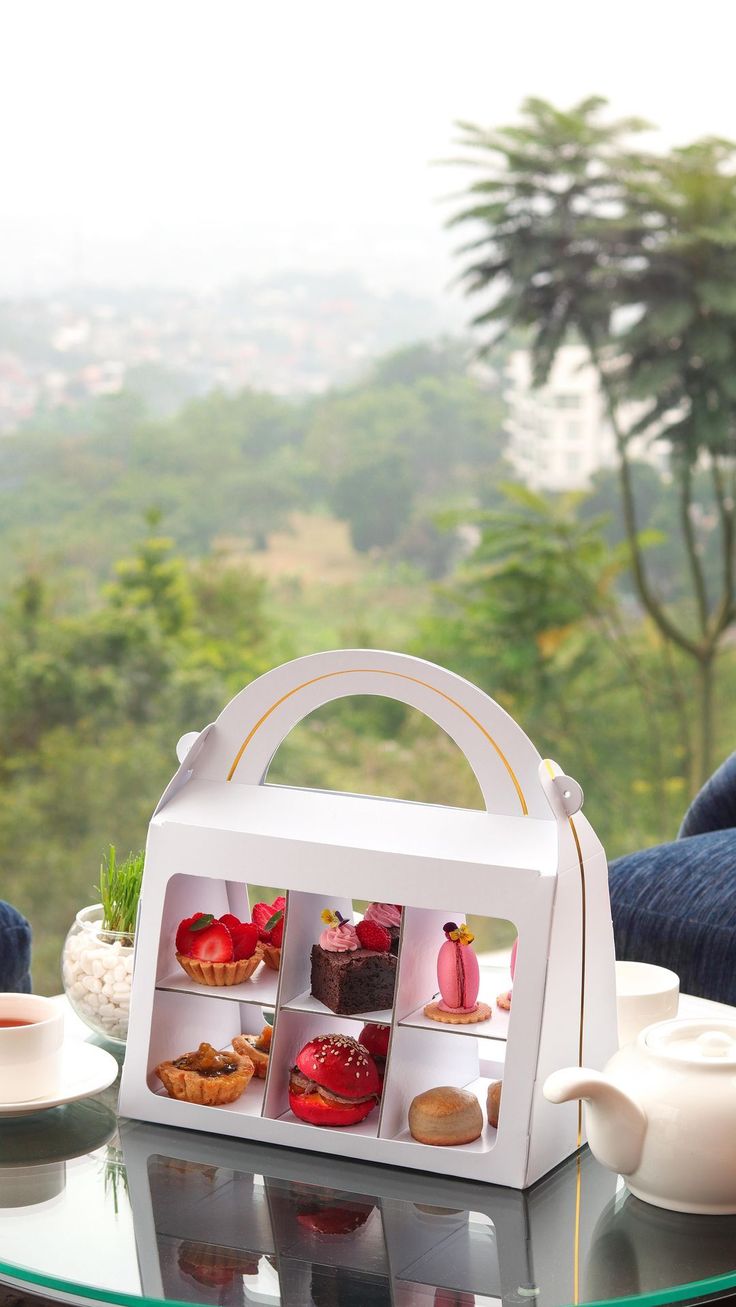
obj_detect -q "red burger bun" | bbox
[295,1034,380,1098]
[288,1087,375,1127]
[297,1204,374,1236]
[358,1023,390,1061]
[289,1033,380,1126]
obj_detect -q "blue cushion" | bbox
[0,901,32,993]
[609,828,736,1004]
[679,751,736,838]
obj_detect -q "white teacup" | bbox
[0,993,64,1104]
[615,961,679,1047]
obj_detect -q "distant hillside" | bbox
[0,340,507,598]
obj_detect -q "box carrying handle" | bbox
[190,650,569,821]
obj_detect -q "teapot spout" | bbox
[544,1067,647,1177]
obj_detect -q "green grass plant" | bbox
[95,845,144,939]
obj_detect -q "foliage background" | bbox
[0,337,730,992]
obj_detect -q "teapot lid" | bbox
[644,1017,736,1065]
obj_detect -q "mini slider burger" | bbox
[358,1023,389,1089]
[288,1033,380,1126]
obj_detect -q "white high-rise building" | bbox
[504,345,667,491]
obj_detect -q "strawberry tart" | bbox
[251,895,285,971]
[175,912,261,986]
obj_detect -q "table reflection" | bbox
[1,1107,735,1307]
[0,1098,117,1212]
[122,1122,615,1306]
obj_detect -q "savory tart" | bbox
[232,1025,272,1078]
[155,1041,254,1105]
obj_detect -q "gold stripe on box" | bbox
[226,667,529,815]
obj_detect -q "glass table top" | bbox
[1,1014,736,1307]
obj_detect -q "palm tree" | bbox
[448,97,736,787]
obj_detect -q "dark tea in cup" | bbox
[0,1018,34,1028]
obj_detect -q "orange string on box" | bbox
[226,666,529,815]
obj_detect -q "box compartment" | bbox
[264,1007,383,1138]
[380,1024,504,1153]
[154,872,284,1007]
[147,988,272,1119]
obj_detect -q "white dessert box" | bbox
[119,648,618,1188]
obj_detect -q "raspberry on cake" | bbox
[355,919,390,952]
[310,908,398,1015]
[363,903,402,955]
[288,1033,380,1127]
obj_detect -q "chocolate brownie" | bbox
[310,945,397,1015]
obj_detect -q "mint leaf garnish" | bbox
[190,913,214,932]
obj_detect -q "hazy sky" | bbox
[3,0,736,298]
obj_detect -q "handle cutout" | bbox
[266,698,484,810]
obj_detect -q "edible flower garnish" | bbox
[443,920,475,945]
[321,908,350,928]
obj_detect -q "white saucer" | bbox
[0,1040,119,1117]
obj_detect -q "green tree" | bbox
[449,97,736,786]
[106,511,194,637]
[305,345,507,561]
[424,485,684,845]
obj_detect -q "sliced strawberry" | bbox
[229,920,259,961]
[269,912,284,949]
[175,912,211,955]
[218,913,242,933]
[188,920,234,963]
[252,896,286,943]
[355,919,390,953]
[251,901,273,940]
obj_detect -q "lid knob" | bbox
[695,1030,734,1059]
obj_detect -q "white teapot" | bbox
[544,1018,736,1214]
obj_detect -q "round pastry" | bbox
[175,913,262,986]
[232,1025,272,1078]
[487,1079,502,1128]
[288,1033,380,1127]
[408,1086,483,1146]
[156,1041,254,1105]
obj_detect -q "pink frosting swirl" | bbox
[320,922,359,952]
[364,902,401,929]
